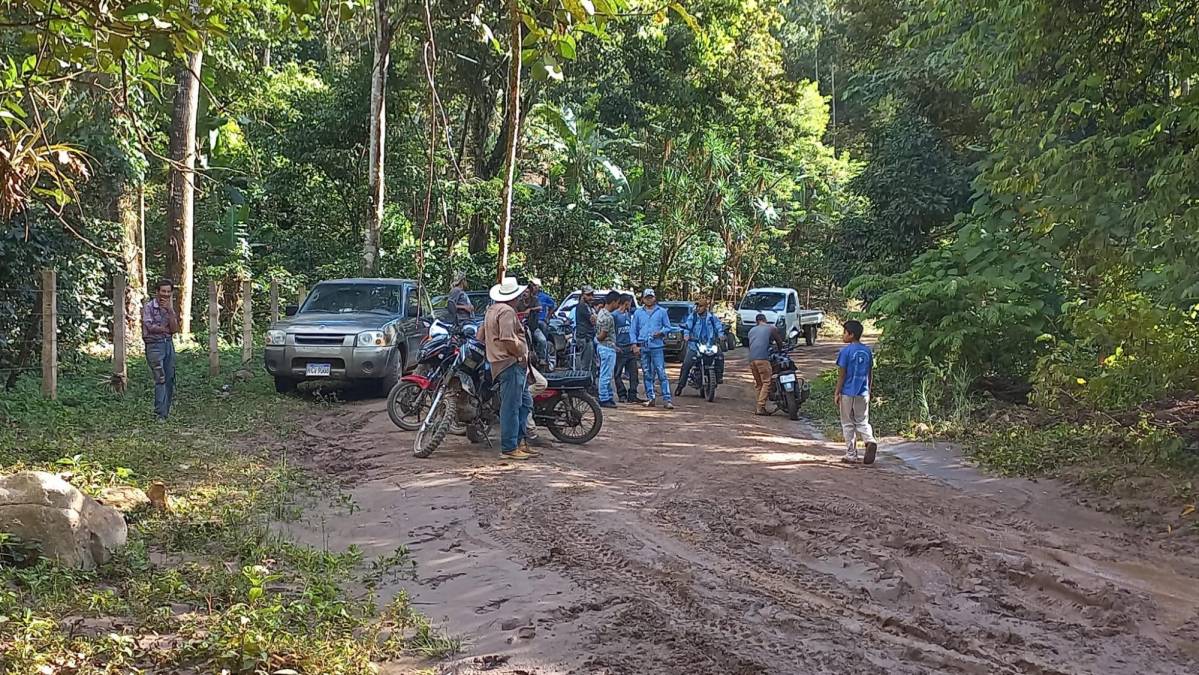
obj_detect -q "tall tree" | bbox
[495,0,522,281]
[165,45,204,334]
[363,0,394,275]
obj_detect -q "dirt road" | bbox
[284,340,1199,674]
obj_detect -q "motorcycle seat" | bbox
[544,369,592,389]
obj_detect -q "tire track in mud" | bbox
[293,341,1199,674]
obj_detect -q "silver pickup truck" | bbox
[263,278,431,394]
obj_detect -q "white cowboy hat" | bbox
[490,276,526,302]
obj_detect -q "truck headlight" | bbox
[357,330,389,346]
[266,329,286,346]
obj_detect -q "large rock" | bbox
[96,485,150,512]
[0,471,128,569]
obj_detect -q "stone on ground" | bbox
[0,471,128,569]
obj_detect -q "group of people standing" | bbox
[572,287,729,411]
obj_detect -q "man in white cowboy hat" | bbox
[476,276,537,460]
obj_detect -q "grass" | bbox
[805,362,1199,528]
[0,343,460,674]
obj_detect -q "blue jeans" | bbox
[597,344,617,403]
[498,364,532,453]
[640,347,671,403]
[145,339,176,419]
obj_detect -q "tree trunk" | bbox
[114,178,145,344]
[495,0,522,282]
[165,49,203,335]
[364,0,392,276]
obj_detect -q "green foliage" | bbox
[0,346,457,672]
[853,220,1061,382]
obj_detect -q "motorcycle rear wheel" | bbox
[547,391,603,444]
[387,380,426,431]
[782,389,799,420]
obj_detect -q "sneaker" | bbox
[518,441,542,457]
[840,454,859,464]
[664,401,674,410]
[501,449,533,461]
[755,408,769,416]
[630,395,646,404]
[644,399,656,408]
[600,400,618,409]
[863,442,878,465]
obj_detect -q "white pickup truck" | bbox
[735,287,824,347]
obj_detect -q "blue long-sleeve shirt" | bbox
[535,291,556,323]
[683,312,723,345]
[630,305,672,350]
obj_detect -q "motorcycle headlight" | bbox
[700,344,716,355]
[265,329,286,346]
[357,330,388,346]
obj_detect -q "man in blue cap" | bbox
[630,288,673,410]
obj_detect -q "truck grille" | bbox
[295,334,349,346]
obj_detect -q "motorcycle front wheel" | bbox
[414,390,456,458]
[705,371,717,402]
[547,391,603,444]
[387,380,427,431]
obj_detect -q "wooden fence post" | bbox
[241,279,253,366]
[112,273,128,392]
[269,279,279,323]
[41,269,57,400]
[208,279,220,376]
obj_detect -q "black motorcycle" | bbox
[768,347,810,420]
[387,319,470,432]
[459,368,603,447]
[682,341,723,402]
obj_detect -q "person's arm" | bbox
[597,314,610,342]
[835,348,849,405]
[166,307,180,334]
[498,310,529,360]
[771,327,785,351]
[143,304,167,336]
[630,311,642,350]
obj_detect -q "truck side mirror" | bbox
[284,304,298,317]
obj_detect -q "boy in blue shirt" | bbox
[835,320,878,465]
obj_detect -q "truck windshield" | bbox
[665,305,692,324]
[302,283,404,314]
[740,292,786,312]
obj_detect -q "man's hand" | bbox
[632,344,641,355]
[834,392,842,407]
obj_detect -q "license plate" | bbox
[779,373,796,383]
[305,363,332,377]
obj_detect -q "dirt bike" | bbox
[768,347,810,420]
[388,319,469,432]
[458,368,603,446]
[680,341,723,402]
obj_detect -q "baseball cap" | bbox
[642,288,656,298]
[581,285,594,294]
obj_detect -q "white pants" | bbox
[839,395,875,456]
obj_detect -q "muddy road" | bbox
[284,340,1199,674]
